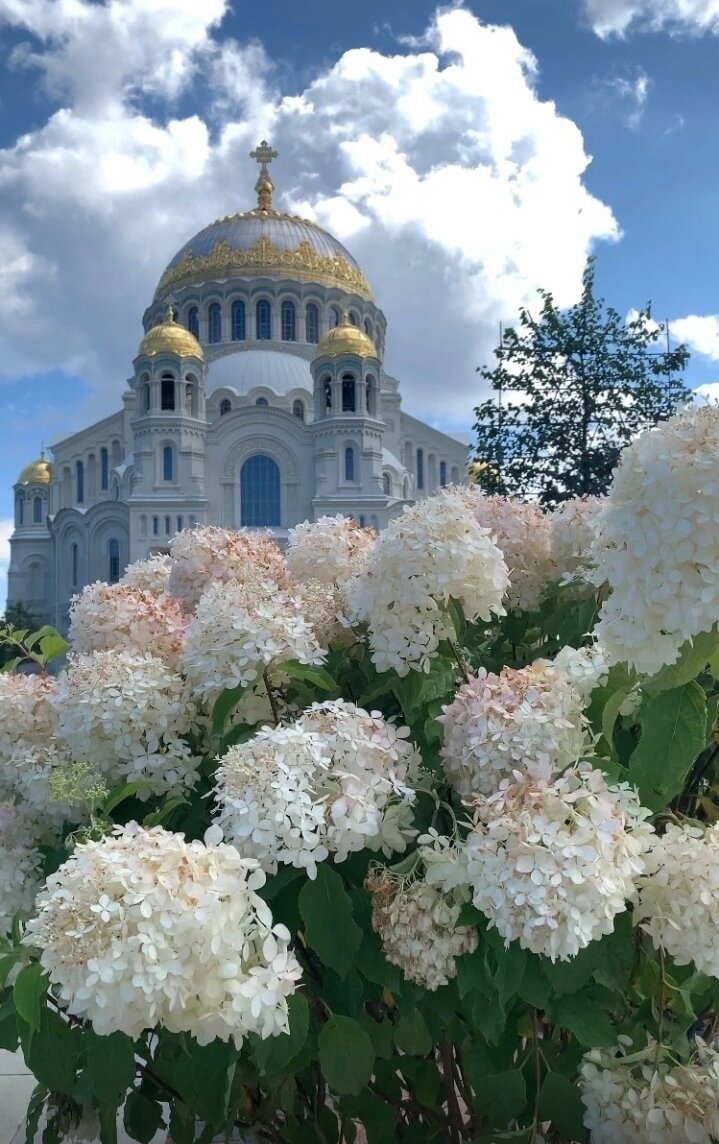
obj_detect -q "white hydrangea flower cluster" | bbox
[298,580,354,649]
[635,822,719,976]
[365,867,477,991]
[424,765,653,961]
[54,651,199,796]
[181,579,325,704]
[549,495,607,587]
[593,404,719,674]
[0,803,43,938]
[212,702,417,877]
[287,515,376,588]
[348,490,508,675]
[120,553,172,594]
[457,488,556,611]
[438,660,591,798]
[551,642,610,700]
[24,823,302,1045]
[0,673,57,761]
[67,582,187,667]
[0,743,77,830]
[167,525,292,610]
[580,1045,719,1144]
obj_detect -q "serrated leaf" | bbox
[629,681,707,809]
[253,993,309,1073]
[211,681,250,735]
[474,1068,527,1127]
[646,629,718,692]
[394,1010,432,1056]
[538,1072,586,1140]
[298,864,362,978]
[281,660,337,691]
[13,963,47,1032]
[318,1016,374,1095]
[38,634,69,663]
[123,1092,164,1144]
[102,780,156,814]
[83,1030,136,1111]
[549,994,616,1047]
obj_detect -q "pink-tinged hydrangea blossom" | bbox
[167,525,292,610]
[580,1044,719,1144]
[348,490,508,676]
[67,581,187,667]
[181,579,325,704]
[549,495,607,588]
[119,553,172,594]
[550,643,610,701]
[636,822,719,977]
[24,823,302,1045]
[0,673,57,761]
[366,867,477,991]
[457,488,556,611]
[298,580,355,649]
[439,661,590,798]
[287,515,376,588]
[0,803,43,938]
[212,701,418,878]
[54,651,199,796]
[593,405,719,674]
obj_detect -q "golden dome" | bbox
[138,309,204,360]
[315,316,378,360]
[18,458,52,486]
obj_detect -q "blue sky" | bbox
[1,0,719,594]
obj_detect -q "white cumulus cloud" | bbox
[670,314,719,359]
[584,0,719,37]
[0,1,619,426]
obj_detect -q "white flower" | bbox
[457,488,556,611]
[0,673,57,762]
[299,580,355,649]
[551,643,610,701]
[580,1044,719,1144]
[593,404,719,674]
[120,553,172,594]
[0,803,43,938]
[167,525,292,610]
[24,823,302,1045]
[212,701,418,877]
[0,742,79,831]
[348,489,508,676]
[550,496,607,590]
[366,866,477,991]
[54,651,199,797]
[636,822,719,977]
[181,579,326,705]
[438,660,590,798]
[287,515,376,589]
[456,765,653,960]
[68,581,186,667]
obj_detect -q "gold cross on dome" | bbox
[250,140,278,211]
[250,140,278,171]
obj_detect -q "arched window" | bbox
[71,543,79,588]
[281,300,296,341]
[220,398,232,416]
[163,445,174,481]
[208,302,222,344]
[152,516,159,536]
[306,303,319,343]
[100,447,109,491]
[255,396,269,407]
[383,473,391,496]
[322,377,332,414]
[364,318,373,339]
[440,461,447,487]
[344,446,355,482]
[164,515,171,535]
[33,496,42,524]
[141,383,150,413]
[293,399,305,421]
[416,448,424,490]
[87,454,97,499]
[161,374,175,411]
[240,454,281,527]
[16,494,23,526]
[187,307,199,339]
[328,306,340,329]
[256,299,272,340]
[108,539,120,584]
[348,311,359,326]
[177,515,183,532]
[231,299,246,341]
[76,460,84,504]
[185,382,197,416]
[342,375,356,413]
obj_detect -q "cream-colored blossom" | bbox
[120,553,172,594]
[550,495,607,589]
[0,673,56,761]
[24,823,302,1045]
[287,515,376,589]
[0,803,43,938]
[167,525,292,610]
[68,581,186,667]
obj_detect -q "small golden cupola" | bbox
[18,454,52,486]
[314,313,378,360]
[138,302,204,360]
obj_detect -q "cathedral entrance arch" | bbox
[240,454,281,527]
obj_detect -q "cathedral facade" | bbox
[7,145,468,629]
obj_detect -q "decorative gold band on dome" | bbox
[155,233,373,302]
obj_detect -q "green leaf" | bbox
[548,993,617,1047]
[646,629,719,692]
[20,1007,80,1094]
[538,1072,586,1140]
[13,963,47,1032]
[593,912,636,992]
[298,864,362,978]
[83,1030,136,1111]
[629,681,707,809]
[38,634,69,664]
[102,780,157,814]
[394,1010,432,1057]
[474,1068,527,1127]
[494,941,526,1007]
[318,1016,375,1095]
[211,681,250,735]
[25,1084,48,1144]
[253,992,309,1073]
[281,660,337,691]
[142,798,187,829]
[153,1035,238,1129]
[123,1092,164,1144]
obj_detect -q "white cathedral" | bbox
[8,143,468,629]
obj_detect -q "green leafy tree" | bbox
[473,260,691,506]
[0,603,43,669]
